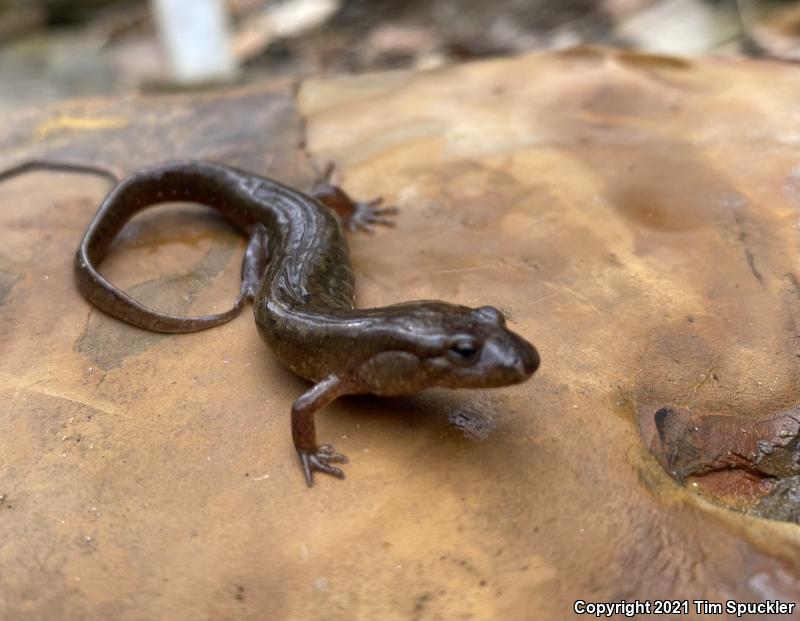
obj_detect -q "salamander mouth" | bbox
[516,335,540,377]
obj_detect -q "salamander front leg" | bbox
[308,165,398,233]
[344,197,398,233]
[292,374,350,486]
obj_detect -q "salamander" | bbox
[2,159,540,485]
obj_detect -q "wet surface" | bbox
[0,80,309,187]
[0,267,20,305]
[2,49,800,619]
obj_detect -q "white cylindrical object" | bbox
[151,0,237,84]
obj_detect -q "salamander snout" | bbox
[510,331,540,377]
[478,329,540,385]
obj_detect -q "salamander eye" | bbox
[473,306,505,325]
[449,337,480,358]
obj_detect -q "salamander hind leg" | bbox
[308,166,398,234]
[238,224,270,304]
[291,374,350,486]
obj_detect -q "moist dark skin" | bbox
[3,159,541,485]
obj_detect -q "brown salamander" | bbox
[3,160,540,485]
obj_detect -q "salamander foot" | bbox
[298,444,349,487]
[308,165,399,233]
[347,197,398,233]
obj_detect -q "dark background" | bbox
[0,0,798,114]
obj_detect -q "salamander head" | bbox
[425,303,539,388]
[360,302,539,394]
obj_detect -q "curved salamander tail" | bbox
[0,158,251,334]
[74,161,257,334]
[73,252,248,333]
[0,159,121,185]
